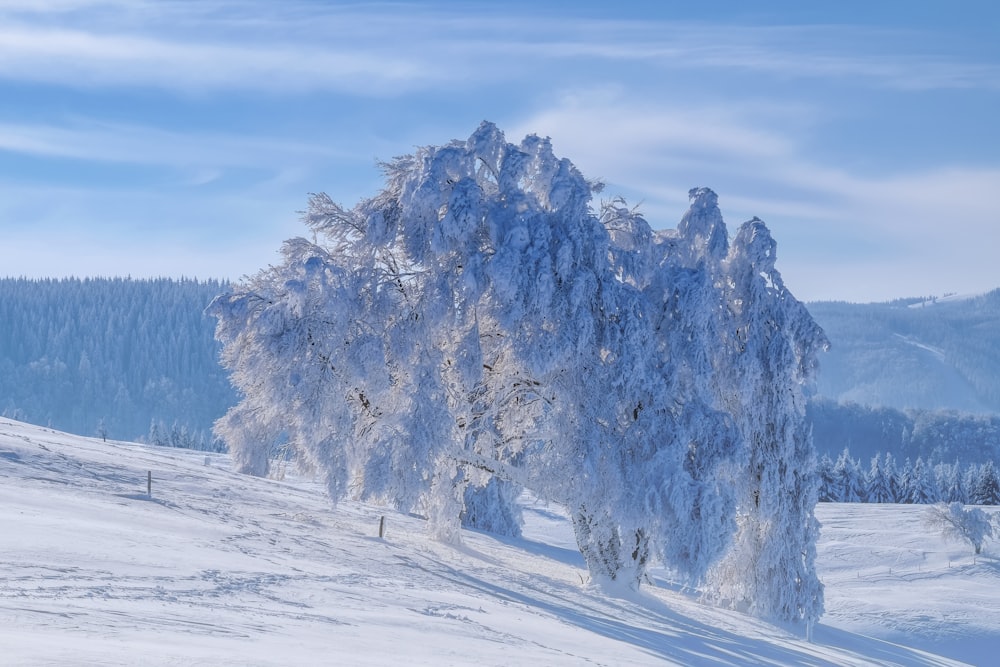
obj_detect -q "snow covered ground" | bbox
[817,503,999,665]
[1,417,995,666]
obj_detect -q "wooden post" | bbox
[147,471,152,497]
[379,515,385,539]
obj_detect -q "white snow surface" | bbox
[907,293,982,309]
[1,418,995,666]
[892,333,948,362]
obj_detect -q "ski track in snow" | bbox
[892,333,948,362]
[1,418,994,666]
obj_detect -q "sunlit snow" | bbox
[2,418,995,665]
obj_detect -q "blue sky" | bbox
[1,0,998,302]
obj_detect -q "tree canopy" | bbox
[210,123,826,622]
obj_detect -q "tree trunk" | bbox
[572,509,622,583]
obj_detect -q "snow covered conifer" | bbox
[936,461,966,503]
[906,457,939,504]
[866,454,894,503]
[816,455,837,502]
[898,458,916,503]
[883,452,902,502]
[833,448,864,503]
[968,461,1000,505]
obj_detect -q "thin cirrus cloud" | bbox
[0,24,434,94]
[487,23,1000,93]
[0,1,997,301]
[0,120,348,168]
[1,4,997,95]
[511,92,1000,300]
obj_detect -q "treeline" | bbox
[145,418,227,453]
[809,397,1000,465]
[818,449,1000,505]
[0,277,235,447]
[4,275,1000,472]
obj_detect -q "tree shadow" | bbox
[412,544,960,667]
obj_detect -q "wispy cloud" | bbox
[0,23,434,94]
[1,1,996,301]
[0,119,348,167]
[1,3,997,95]
[510,90,1000,301]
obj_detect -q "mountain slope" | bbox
[808,290,1000,414]
[0,418,991,666]
[0,277,235,444]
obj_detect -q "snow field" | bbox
[817,502,1000,664]
[1,418,991,666]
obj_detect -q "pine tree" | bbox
[866,454,894,503]
[906,457,940,504]
[817,455,837,502]
[935,461,967,503]
[883,452,902,502]
[968,461,1000,505]
[898,458,915,504]
[833,448,863,502]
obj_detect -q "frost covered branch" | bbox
[211,122,826,623]
[926,502,997,554]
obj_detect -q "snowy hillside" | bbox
[0,277,234,445]
[808,290,1000,414]
[1,418,995,666]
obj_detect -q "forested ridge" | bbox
[809,398,1000,464]
[3,282,999,467]
[0,276,235,447]
[809,291,1000,414]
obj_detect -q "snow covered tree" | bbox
[817,455,838,502]
[212,123,826,618]
[211,123,739,586]
[866,454,894,503]
[926,502,996,554]
[968,461,1000,505]
[905,457,939,504]
[883,452,903,502]
[898,458,916,503]
[702,205,828,624]
[832,448,864,502]
[935,461,966,503]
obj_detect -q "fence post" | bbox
[379,515,386,539]
[147,471,152,497]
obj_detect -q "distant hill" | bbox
[806,290,1000,463]
[807,290,1000,414]
[2,277,997,463]
[0,277,235,446]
